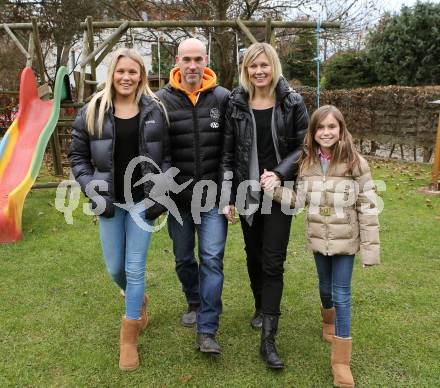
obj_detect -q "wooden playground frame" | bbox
[2,16,440,190]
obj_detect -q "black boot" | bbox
[260,314,284,369]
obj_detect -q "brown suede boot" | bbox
[321,306,335,343]
[139,294,149,331]
[331,336,354,388]
[119,317,142,371]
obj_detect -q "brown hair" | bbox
[300,105,360,175]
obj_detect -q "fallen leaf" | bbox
[179,375,193,383]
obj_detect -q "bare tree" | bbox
[101,0,310,89]
[296,0,383,60]
[2,0,103,84]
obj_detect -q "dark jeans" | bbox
[167,207,227,335]
[313,252,354,338]
[239,201,292,316]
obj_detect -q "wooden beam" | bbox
[86,16,97,93]
[32,18,46,84]
[78,29,88,103]
[2,24,31,61]
[32,182,61,189]
[80,21,129,68]
[26,32,34,68]
[95,27,128,66]
[1,23,34,31]
[236,19,258,44]
[80,20,341,30]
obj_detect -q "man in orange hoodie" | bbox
[156,38,229,354]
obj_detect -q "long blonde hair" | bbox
[239,42,282,100]
[86,48,156,137]
[300,105,360,175]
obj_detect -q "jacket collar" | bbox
[230,76,293,109]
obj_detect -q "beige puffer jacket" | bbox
[273,156,380,265]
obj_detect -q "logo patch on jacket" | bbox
[145,120,156,124]
[210,108,220,120]
[210,121,219,128]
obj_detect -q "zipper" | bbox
[177,90,202,182]
[109,112,116,201]
[189,92,201,181]
[322,166,329,255]
[193,104,201,181]
[270,104,282,163]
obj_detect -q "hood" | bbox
[169,67,217,105]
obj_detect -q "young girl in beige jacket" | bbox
[272,105,380,388]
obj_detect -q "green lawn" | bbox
[1,159,439,387]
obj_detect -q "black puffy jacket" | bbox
[68,94,170,218]
[156,84,229,208]
[220,77,309,201]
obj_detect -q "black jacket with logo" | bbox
[68,94,170,218]
[156,84,229,208]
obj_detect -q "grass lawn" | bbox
[1,158,439,387]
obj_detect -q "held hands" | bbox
[260,169,281,192]
[222,204,237,224]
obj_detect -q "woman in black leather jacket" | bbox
[68,48,170,372]
[220,42,308,369]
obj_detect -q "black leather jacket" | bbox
[220,77,309,202]
[68,94,170,218]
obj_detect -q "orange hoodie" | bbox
[169,67,217,106]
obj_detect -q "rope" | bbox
[315,18,321,108]
[235,32,240,75]
[157,35,161,87]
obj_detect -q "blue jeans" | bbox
[168,207,227,335]
[99,202,153,320]
[313,252,354,338]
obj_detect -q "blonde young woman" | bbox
[272,105,380,387]
[220,42,309,369]
[68,48,170,371]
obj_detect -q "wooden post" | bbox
[265,18,275,47]
[50,125,63,176]
[26,32,34,68]
[86,16,97,94]
[78,28,88,103]
[431,111,440,190]
[31,18,46,84]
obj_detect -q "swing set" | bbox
[1,17,346,242]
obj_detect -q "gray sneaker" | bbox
[196,333,221,354]
[181,305,197,327]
